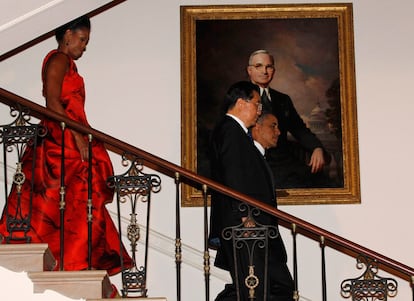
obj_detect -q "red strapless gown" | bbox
[0,50,132,275]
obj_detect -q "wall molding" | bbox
[0,1,64,33]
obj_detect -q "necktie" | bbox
[261,90,271,112]
[247,130,253,143]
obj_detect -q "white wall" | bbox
[1,0,414,300]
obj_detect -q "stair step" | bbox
[28,270,113,299]
[86,297,167,301]
[0,243,56,272]
[0,244,168,300]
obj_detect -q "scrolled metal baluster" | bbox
[1,105,46,243]
[107,157,161,297]
[341,255,398,300]
[222,203,278,300]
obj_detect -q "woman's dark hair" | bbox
[222,81,259,113]
[55,15,91,42]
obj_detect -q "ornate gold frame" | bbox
[180,3,360,206]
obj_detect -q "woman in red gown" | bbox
[0,16,132,275]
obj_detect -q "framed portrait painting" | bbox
[180,3,360,206]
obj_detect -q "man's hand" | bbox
[242,216,256,228]
[308,147,325,173]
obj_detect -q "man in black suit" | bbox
[209,81,294,300]
[247,49,330,188]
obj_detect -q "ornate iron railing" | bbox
[222,203,280,300]
[108,157,161,297]
[0,105,46,243]
[341,256,398,301]
[0,101,164,295]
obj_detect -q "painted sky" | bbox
[196,18,339,128]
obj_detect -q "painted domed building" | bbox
[302,102,343,186]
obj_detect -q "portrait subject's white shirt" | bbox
[260,87,271,101]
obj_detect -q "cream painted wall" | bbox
[1,0,414,300]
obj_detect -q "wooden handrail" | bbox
[1,86,414,283]
[0,0,127,62]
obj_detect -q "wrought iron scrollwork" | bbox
[1,106,46,156]
[341,255,398,300]
[0,105,46,242]
[108,156,161,201]
[107,155,161,298]
[222,203,279,300]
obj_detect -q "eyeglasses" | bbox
[244,100,263,112]
[249,63,275,71]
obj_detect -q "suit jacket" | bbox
[209,115,287,269]
[266,88,328,188]
[267,88,323,153]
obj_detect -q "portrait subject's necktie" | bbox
[261,90,271,112]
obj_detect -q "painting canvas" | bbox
[181,4,360,206]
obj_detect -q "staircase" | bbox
[0,244,167,300]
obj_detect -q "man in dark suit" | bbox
[247,49,330,188]
[209,81,294,300]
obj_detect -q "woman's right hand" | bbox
[73,132,89,162]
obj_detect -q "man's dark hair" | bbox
[256,110,274,124]
[223,81,259,112]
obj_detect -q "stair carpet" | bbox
[0,243,166,300]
